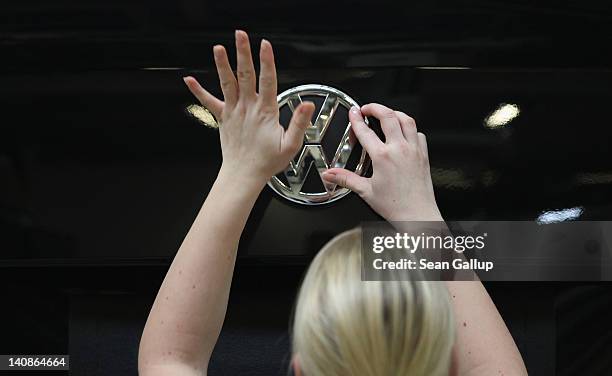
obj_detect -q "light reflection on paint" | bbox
[431,168,501,190]
[142,67,183,71]
[537,207,583,224]
[481,170,500,187]
[430,168,473,189]
[484,103,520,129]
[416,66,471,70]
[186,104,219,129]
[575,172,612,185]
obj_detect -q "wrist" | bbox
[387,203,444,222]
[216,165,268,195]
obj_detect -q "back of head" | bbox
[292,228,455,376]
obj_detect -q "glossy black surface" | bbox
[3,3,612,375]
[1,1,612,264]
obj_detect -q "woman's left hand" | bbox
[322,104,442,221]
[183,30,315,187]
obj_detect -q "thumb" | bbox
[322,168,369,196]
[282,101,315,155]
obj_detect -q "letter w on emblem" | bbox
[284,93,357,195]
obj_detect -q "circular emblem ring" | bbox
[267,84,369,205]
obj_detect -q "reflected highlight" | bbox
[484,103,520,129]
[186,104,219,129]
[537,207,583,224]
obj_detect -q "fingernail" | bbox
[350,106,360,114]
[182,76,189,83]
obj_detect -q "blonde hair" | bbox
[292,228,455,376]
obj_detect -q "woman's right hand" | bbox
[183,30,315,188]
[322,104,442,222]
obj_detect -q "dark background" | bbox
[1,0,612,374]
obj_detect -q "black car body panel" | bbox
[1,1,612,375]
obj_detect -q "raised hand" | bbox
[183,30,315,186]
[322,104,442,221]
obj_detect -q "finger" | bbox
[213,45,238,107]
[360,103,404,143]
[417,132,429,157]
[258,39,277,105]
[395,111,418,144]
[183,76,224,118]
[322,168,370,196]
[349,106,384,154]
[282,102,316,155]
[235,30,257,101]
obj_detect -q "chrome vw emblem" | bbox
[268,84,369,205]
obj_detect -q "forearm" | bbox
[432,221,527,375]
[139,168,265,372]
[446,281,527,376]
[395,213,526,375]
[140,30,314,375]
